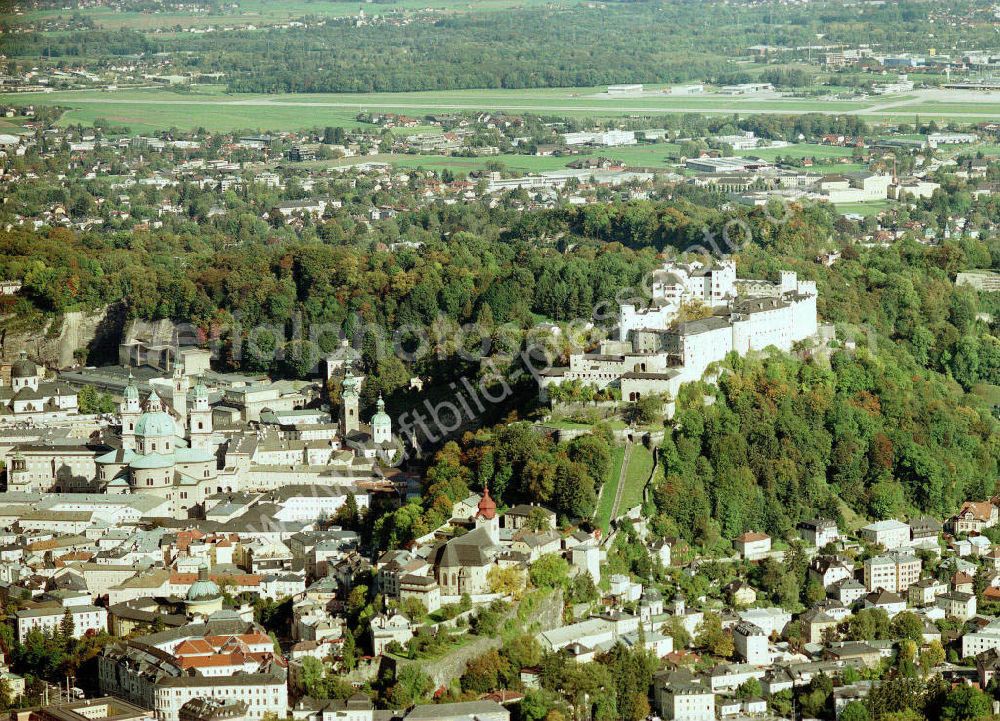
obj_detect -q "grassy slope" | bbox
[620,442,653,512]
[594,445,626,533]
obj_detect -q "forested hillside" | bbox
[2,188,998,545]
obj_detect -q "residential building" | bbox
[948,501,999,534]
[909,578,947,607]
[370,612,414,656]
[963,618,1000,658]
[658,682,715,721]
[864,590,907,618]
[938,591,977,621]
[799,519,840,548]
[829,578,866,606]
[733,621,769,665]
[16,601,107,641]
[859,520,911,550]
[734,532,771,561]
[800,608,838,644]
[810,556,853,589]
[863,552,921,593]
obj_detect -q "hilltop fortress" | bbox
[540,259,818,401]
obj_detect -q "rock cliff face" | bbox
[0,304,127,369]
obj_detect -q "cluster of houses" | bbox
[3,103,1000,242]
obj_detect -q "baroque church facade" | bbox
[6,359,400,520]
[0,351,79,421]
[95,372,219,519]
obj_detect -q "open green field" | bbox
[0,117,30,135]
[47,100,369,134]
[390,154,576,173]
[5,85,1000,134]
[737,143,856,161]
[806,162,869,176]
[834,200,893,217]
[595,143,682,167]
[314,141,683,176]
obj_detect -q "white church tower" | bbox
[340,369,361,438]
[121,372,142,451]
[188,379,213,449]
[172,363,188,431]
[475,485,500,545]
[371,394,391,444]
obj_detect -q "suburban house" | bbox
[798,519,840,548]
[734,532,771,560]
[948,501,999,534]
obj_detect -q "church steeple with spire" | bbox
[475,483,499,544]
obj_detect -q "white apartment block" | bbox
[153,676,287,721]
[963,619,1000,658]
[928,132,978,147]
[16,603,107,641]
[563,130,636,146]
[659,685,715,721]
[863,552,921,593]
[859,520,911,550]
[733,621,769,665]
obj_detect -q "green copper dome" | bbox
[124,373,139,401]
[135,411,175,438]
[342,368,361,396]
[11,352,37,379]
[372,394,391,428]
[187,576,221,601]
[135,390,175,438]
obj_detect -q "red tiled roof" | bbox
[958,501,995,521]
[174,639,214,656]
[736,532,770,543]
